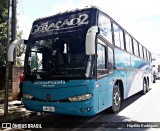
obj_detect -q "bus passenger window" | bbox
[139,44,144,58]
[97,42,108,77]
[133,39,139,56]
[108,47,114,73]
[113,24,124,50]
[98,13,112,44]
[125,33,133,53]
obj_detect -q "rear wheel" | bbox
[141,80,147,95]
[146,79,149,93]
[110,85,121,113]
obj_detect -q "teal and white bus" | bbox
[8,6,152,116]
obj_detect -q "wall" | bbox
[12,66,23,99]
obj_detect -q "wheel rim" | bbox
[113,92,121,106]
[113,87,121,111]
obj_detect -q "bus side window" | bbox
[108,46,114,73]
[97,43,108,77]
[113,24,124,50]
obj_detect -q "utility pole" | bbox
[4,0,11,116]
[4,0,17,116]
[11,0,17,63]
[11,0,16,42]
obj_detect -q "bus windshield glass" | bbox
[26,35,92,80]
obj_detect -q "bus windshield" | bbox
[26,35,93,80]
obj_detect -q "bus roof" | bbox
[33,6,99,22]
[29,6,150,55]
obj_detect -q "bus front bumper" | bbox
[23,98,97,116]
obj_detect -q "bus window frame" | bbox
[98,12,113,45]
[124,32,133,54]
[138,43,144,58]
[96,35,115,80]
[113,23,125,50]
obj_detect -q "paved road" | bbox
[3,80,160,131]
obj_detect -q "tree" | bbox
[0,0,8,45]
[0,0,8,89]
[0,0,24,89]
[0,0,8,65]
[0,0,24,67]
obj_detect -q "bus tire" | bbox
[146,81,149,93]
[141,80,147,95]
[110,84,121,113]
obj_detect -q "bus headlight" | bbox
[23,93,33,99]
[68,94,92,102]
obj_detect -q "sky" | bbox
[17,0,160,62]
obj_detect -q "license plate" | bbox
[43,106,55,112]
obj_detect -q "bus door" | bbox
[96,38,114,111]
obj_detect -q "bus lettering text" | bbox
[34,80,65,87]
[31,14,89,34]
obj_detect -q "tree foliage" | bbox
[0,0,8,69]
[0,0,8,41]
[0,0,8,89]
[0,0,24,69]
[0,0,8,21]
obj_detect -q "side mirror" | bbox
[8,39,27,62]
[85,26,99,55]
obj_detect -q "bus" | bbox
[8,6,152,116]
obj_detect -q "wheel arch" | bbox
[143,77,147,84]
[114,79,124,100]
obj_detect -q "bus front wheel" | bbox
[110,85,121,113]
